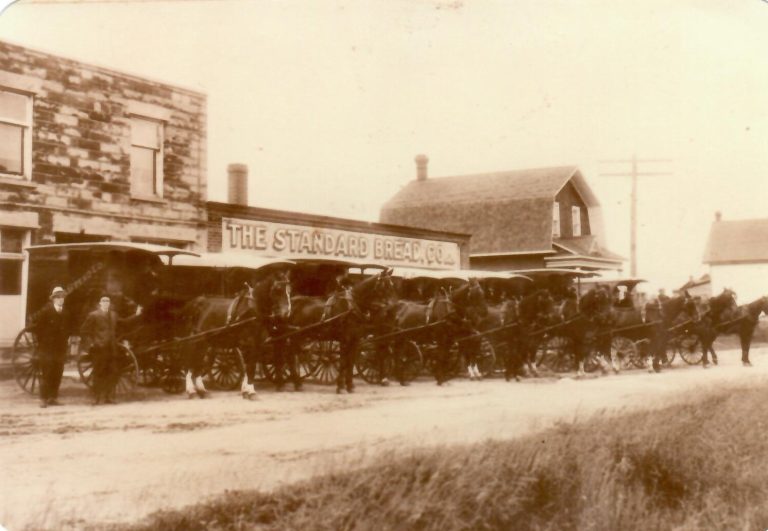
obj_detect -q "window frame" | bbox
[552,201,561,238]
[571,205,582,237]
[0,87,33,181]
[0,227,29,296]
[129,115,165,200]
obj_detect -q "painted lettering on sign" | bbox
[222,218,459,269]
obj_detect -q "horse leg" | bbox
[286,340,302,391]
[701,336,711,368]
[346,338,357,393]
[741,331,752,366]
[193,345,208,398]
[239,339,257,399]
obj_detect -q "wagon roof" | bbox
[170,253,295,270]
[26,242,199,259]
[509,268,597,278]
[391,267,531,282]
[579,278,647,291]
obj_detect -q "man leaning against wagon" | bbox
[79,295,142,405]
[30,286,73,408]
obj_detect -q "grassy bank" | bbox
[120,382,768,531]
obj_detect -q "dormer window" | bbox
[552,202,561,238]
[572,206,582,237]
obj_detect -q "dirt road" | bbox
[2,348,767,530]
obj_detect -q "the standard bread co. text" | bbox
[223,218,458,268]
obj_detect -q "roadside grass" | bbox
[115,380,768,531]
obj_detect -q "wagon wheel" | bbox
[632,339,650,369]
[12,328,40,394]
[154,348,185,394]
[206,345,245,390]
[610,336,638,371]
[535,335,573,373]
[675,333,702,365]
[77,343,139,395]
[260,340,317,383]
[302,340,340,385]
[421,341,461,378]
[355,335,392,384]
[475,339,497,378]
[392,340,423,383]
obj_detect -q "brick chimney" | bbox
[415,154,429,181]
[227,163,248,206]
[715,211,722,222]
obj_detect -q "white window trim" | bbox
[129,115,165,200]
[572,205,582,237]
[552,201,561,238]
[0,227,30,300]
[0,87,34,181]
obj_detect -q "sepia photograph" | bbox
[1,0,767,529]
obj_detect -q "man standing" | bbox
[80,295,141,405]
[31,286,71,408]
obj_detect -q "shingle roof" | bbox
[703,218,768,264]
[553,236,625,262]
[380,166,596,254]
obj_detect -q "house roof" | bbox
[380,166,600,255]
[703,218,768,264]
[553,236,625,262]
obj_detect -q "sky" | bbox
[1,0,766,293]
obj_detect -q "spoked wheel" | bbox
[206,346,245,390]
[633,339,650,369]
[392,341,423,383]
[355,335,392,385]
[12,328,40,395]
[261,341,316,384]
[154,348,185,394]
[610,336,639,371]
[423,342,461,379]
[303,340,339,385]
[77,343,139,395]
[674,333,702,365]
[535,335,574,373]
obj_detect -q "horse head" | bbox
[451,278,487,320]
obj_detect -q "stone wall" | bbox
[0,40,207,248]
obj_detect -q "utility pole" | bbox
[599,155,672,277]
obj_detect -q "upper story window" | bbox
[0,88,33,180]
[552,202,561,238]
[572,206,582,237]
[0,227,26,295]
[130,117,164,198]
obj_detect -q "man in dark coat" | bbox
[30,286,71,408]
[80,295,142,405]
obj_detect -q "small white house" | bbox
[703,214,768,304]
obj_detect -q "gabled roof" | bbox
[380,166,600,255]
[553,236,625,262]
[703,218,768,264]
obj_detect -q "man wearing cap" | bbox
[80,295,142,405]
[30,287,72,408]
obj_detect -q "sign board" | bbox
[222,218,459,269]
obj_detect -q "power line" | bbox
[599,155,672,278]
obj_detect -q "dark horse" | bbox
[287,269,397,394]
[643,294,688,372]
[557,287,613,377]
[177,270,292,398]
[497,289,558,380]
[389,279,487,385]
[679,289,736,368]
[695,293,768,367]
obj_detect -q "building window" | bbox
[130,117,163,198]
[0,89,32,179]
[552,202,561,238]
[0,227,26,295]
[572,206,582,237]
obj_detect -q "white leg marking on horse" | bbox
[194,375,207,394]
[185,371,196,397]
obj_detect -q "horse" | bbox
[177,270,293,399]
[508,289,559,379]
[388,278,487,385]
[556,287,613,377]
[678,290,736,368]
[287,269,397,394]
[643,294,689,372]
[710,294,768,366]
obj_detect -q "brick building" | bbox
[0,41,207,345]
[380,155,623,273]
